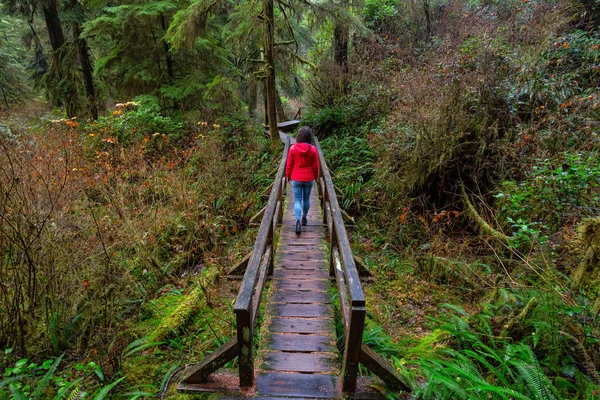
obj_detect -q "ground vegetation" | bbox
[1,0,600,398]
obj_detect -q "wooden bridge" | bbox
[178,125,408,398]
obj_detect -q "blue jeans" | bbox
[291,180,314,221]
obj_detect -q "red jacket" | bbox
[286,142,320,182]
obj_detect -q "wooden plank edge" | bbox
[359,344,410,392]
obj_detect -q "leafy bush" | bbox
[84,105,186,156]
[496,152,600,243]
[363,0,401,32]
[303,104,352,138]
[400,299,599,399]
[0,352,127,399]
[321,134,375,212]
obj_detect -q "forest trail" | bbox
[178,127,406,397]
[254,182,340,397]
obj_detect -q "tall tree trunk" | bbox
[333,23,349,74]
[422,0,431,41]
[276,89,287,122]
[264,0,279,149]
[248,79,257,118]
[71,0,97,119]
[43,0,77,118]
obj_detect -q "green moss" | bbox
[402,329,448,361]
[148,266,220,342]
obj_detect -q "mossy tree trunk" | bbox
[43,0,77,118]
[334,22,348,85]
[276,88,287,121]
[71,0,97,119]
[264,0,279,149]
[422,0,432,40]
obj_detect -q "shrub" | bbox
[496,152,600,242]
[87,107,185,146]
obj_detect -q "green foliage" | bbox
[321,134,375,212]
[303,104,350,137]
[0,11,31,106]
[0,354,124,399]
[86,106,185,146]
[363,0,400,31]
[398,301,596,399]
[496,152,600,244]
[509,30,600,118]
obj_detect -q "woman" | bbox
[286,126,320,234]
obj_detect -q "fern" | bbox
[66,386,80,400]
[466,384,532,400]
[32,353,63,400]
[55,378,82,400]
[509,356,560,400]
[90,377,125,400]
[8,385,27,400]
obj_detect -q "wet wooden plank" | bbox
[262,352,339,373]
[266,333,336,352]
[256,372,339,398]
[269,303,334,318]
[278,237,323,245]
[278,245,324,252]
[271,291,331,304]
[280,260,326,270]
[277,119,301,131]
[269,317,334,334]
[273,279,329,291]
[273,268,329,279]
[278,252,325,262]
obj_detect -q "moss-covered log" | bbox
[148,265,220,342]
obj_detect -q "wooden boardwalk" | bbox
[255,182,340,397]
[178,128,407,397]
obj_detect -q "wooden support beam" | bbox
[250,205,267,226]
[179,337,239,384]
[353,254,373,278]
[360,344,410,392]
[227,252,253,276]
[262,181,274,200]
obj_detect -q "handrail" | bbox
[234,136,289,386]
[314,137,408,394]
[179,136,290,388]
[180,133,407,394]
[314,137,365,392]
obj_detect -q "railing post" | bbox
[342,305,366,393]
[235,307,253,387]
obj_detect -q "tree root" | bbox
[460,181,510,244]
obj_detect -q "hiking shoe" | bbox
[295,219,301,234]
[302,216,307,226]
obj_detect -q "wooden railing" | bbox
[314,137,408,393]
[178,136,290,388]
[179,134,408,394]
[233,133,289,386]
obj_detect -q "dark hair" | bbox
[296,126,313,144]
